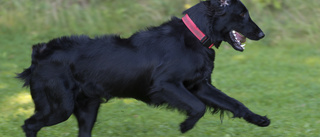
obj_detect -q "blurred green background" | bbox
[0,0,319,136]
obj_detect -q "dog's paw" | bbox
[244,114,270,127]
[256,116,270,127]
[179,122,193,133]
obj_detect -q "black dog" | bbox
[18,0,270,136]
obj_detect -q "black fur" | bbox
[17,0,270,137]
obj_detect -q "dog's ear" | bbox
[210,0,230,7]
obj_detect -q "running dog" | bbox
[18,0,270,136]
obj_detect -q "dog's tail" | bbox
[16,43,47,87]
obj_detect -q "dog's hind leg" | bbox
[74,92,101,137]
[22,79,75,137]
[150,82,206,133]
[194,81,270,127]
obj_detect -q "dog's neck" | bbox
[182,14,214,49]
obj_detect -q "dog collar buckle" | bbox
[182,14,214,49]
[201,36,214,49]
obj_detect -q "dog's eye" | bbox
[240,12,246,17]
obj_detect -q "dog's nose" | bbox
[258,32,265,39]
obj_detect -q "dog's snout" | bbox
[258,31,265,39]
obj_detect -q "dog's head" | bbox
[184,0,264,51]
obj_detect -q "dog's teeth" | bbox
[241,44,246,47]
[233,32,237,38]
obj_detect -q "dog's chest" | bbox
[154,51,213,81]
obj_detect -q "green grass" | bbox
[1,0,320,136]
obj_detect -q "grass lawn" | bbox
[0,0,319,136]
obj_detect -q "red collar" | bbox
[182,14,214,49]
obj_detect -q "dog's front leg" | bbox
[194,81,270,127]
[150,82,206,133]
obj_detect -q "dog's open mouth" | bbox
[229,30,246,51]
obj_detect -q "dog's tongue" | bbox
[235,32,246,43]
